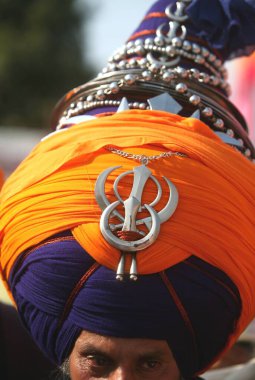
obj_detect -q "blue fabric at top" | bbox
[186,0,255,59]
[130,0,255,61]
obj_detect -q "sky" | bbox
[80,0,153,70]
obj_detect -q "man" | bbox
[1,1,255,379]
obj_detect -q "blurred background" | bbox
[0,0,151,179]
[0,0,255,295]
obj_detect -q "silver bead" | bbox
[139,103,147,110]
[133,102,140,108]
[176,83,188,93]
[245,148,251,157]
[189,95,201,105]
[202,107,213,117]
[166,45,177,56]
[215,59,222,68]
[124,74,137,85]
[144,37,154,46]
[108,63,117,71]
[189,68,200,79]
[96,89,106,100]
[162,70,175,82]
[195,55,205,65]
[208,53,216,62]
[70,102,76,109]
[142,70,153,80]
[138,58,148,68]
[113,53,122,61]
[176,67,188,78]
[86,95,94,102]
[227,129,234,137]
[126,41,134,49]
[118,60,127,70]
[201,47,209,57]
[172,37,183,47]
[199,73,210,83]
[149,62,162,73]
[68,109,75,116]
[238,139,244,147]
[77,101,83,110]
[192,43,201,54]
[214,118,224,129]
[135,46,145,55]
[109,82,120,94]
[154,36,165,46]
[134,38,143,46]
[183,40,192,51]
[128,58,138,68]
[210,76,220,86]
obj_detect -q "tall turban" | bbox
[1,110,255,378]
[1,0,255,379]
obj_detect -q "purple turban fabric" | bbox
[9,230,241,378]
[130,0,255,60]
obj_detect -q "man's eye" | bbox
[141,359,161,370]
[87,354,111,367]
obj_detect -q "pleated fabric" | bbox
[1,110,255,377]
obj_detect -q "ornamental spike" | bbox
[148,93,182,114]
[117,97,130,113]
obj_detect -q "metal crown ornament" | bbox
[95,153,179,281]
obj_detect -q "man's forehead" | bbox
[74,330,172,357]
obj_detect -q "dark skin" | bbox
[69,330,181,380]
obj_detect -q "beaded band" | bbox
[52,0,254,162]
[107,0,228,93]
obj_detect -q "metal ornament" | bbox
[148,93,183,114]
[147,0,191,68]
[95,162,179,281]
[117,97,130,112]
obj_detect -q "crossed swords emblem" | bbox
[95,164,179,280]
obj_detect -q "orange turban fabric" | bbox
[1,110,255,357]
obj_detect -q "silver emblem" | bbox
[95,164,179,280]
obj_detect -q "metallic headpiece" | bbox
[52,0,255,161]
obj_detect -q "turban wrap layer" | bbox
[1,110,255,377]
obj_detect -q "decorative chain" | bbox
[106,146,186,165]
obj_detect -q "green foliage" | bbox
[0,0,94,129]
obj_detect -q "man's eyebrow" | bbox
[78,343,112,357]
